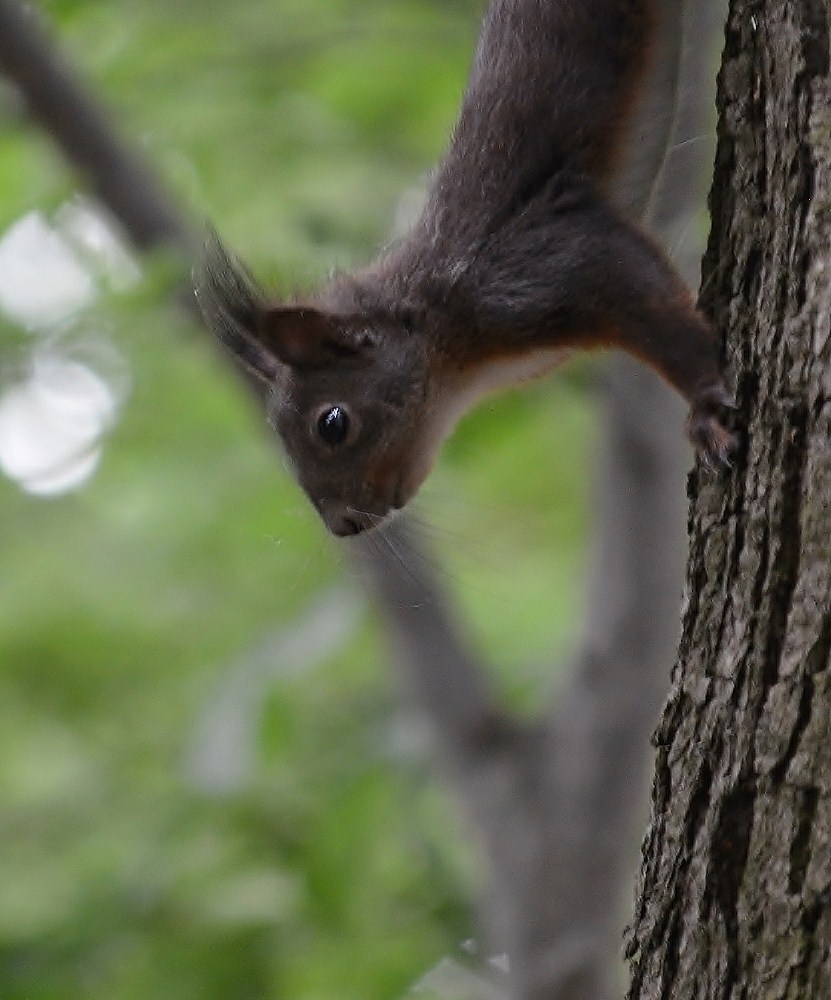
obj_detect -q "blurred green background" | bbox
[0,1,595,997]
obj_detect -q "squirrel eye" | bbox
[316,405,350,447]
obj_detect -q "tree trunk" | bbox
[626,1,831,996]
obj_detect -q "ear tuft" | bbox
[195,227,374,377]
[193,226,282,382]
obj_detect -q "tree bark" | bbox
[626,2,831,996]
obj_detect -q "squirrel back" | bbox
[197,0,732,537]
[426,0,650,239]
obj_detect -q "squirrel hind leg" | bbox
[686,383,737,469]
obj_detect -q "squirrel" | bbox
[196,0,734,537]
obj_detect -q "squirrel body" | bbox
[198,0,732,536]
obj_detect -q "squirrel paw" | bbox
[687,384,736,469]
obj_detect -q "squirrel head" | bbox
[195,233,442,536]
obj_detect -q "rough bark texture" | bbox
[626,2,831,996]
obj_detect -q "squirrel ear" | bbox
[258,306,372,370]
[194,227,371,377]
[195,228,285,383]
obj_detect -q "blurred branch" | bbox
[359,358,688,1000]
[0,0,192,253]
[357,524,502,758]
[0,1,723,998]
[362,1,724,995]
[185,585,364,795]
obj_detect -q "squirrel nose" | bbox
[316,501,371,537]
[329,514,364,537]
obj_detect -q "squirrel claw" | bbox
[687,384,737,470]
[713,385,738,411]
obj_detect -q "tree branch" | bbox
[0,0,192,253]
[355,521,503,760]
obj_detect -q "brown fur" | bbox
[196,0,732,536]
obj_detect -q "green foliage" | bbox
[0,0,596,997]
